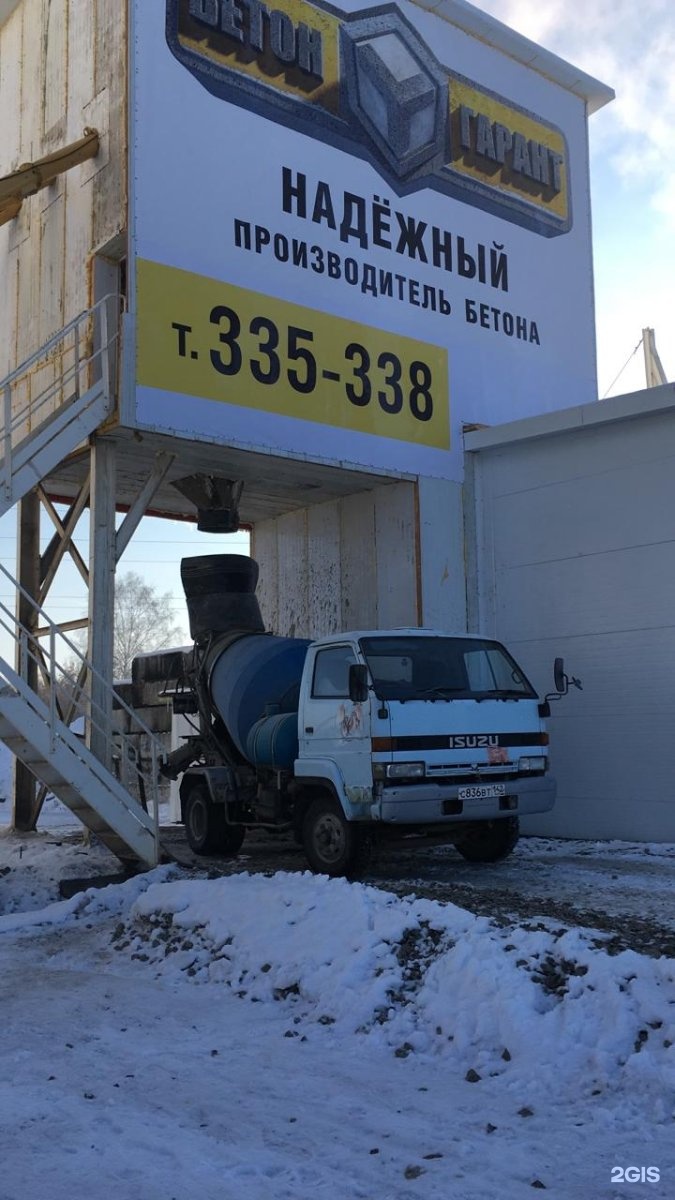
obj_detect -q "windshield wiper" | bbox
[496,689,530,698]
[416,686,466,699]
[469,689,531,701]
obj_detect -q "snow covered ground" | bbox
[1,734,674,1198]
[1,829,674,1200]
[378,836,675,936]
[0,741,80,834]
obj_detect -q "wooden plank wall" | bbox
[251,481,420,637]
[0,0,125,419]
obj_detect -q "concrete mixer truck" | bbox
[140,555,578,877]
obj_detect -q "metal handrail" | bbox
[0,293,118,388]
[0,560,167,852]
[0,652,156,850]
[1,294,119,499]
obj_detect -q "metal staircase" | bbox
[1,294,117,516]
[0,563,165,869]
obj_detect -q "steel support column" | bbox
[87,439,116,770]
[12,490,41,830]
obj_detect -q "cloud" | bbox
[473,0,675,393]
[476,0,675,229]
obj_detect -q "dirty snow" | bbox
[1,831,674,1199]
[0,740,80,836]
[432,836,675,919]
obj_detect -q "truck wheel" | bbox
[220,823,246,855]
[302,797,371,879]
[184,785,245,857]
[455,816,519,863]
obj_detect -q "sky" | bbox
[0,832,674,1199]
[478,0,675,396]
[0,0,673,651]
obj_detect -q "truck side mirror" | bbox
[349,663,369,703]
[547,657,583,703]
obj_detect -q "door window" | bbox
[312,646,356,698]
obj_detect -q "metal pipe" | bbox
[3,382,11,500]
[49,626,56,753]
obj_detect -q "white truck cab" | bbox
[295,629,555,871]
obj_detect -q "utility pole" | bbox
[643,328,668,388]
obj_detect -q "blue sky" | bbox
[1,0,672,648]
[478,0,675,395]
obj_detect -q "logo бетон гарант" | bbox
[166,0,571,237]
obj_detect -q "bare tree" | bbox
[59,572,184,689]
[112,572,183,679]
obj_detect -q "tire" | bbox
[302,797,372,879]
[184,785,245,857]
[455,816,519,863]
[219,822,247,856]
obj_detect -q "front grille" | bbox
[423,769,545,785]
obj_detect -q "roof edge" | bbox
[410,0,615,113]
[463,384,675,454]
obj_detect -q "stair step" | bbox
[0,650,159,870]
[0,738,158,868]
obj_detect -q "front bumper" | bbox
[370,775,556,823]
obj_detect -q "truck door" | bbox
[299,644,372,801]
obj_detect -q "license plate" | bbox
[458,783,506,801]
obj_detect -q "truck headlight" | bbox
[518,756,546,772]
[386,762,425,779]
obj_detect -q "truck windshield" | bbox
[359,636,537,701]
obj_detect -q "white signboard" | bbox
[132,0,601,481]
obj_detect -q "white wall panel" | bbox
[497,544,675,642]
[491,454,675,567]
[417,476,466,631]
[340,492,378,631]
[307,501,342,638]
[277,510,309,639]
[252,520,278,633]
[252,481,419,637]
[467,397,675,841]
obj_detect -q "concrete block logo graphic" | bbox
[340,13,447,178]
[165,0,572,236]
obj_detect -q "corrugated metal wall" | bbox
[466,392,675,841]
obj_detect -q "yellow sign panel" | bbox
[448,79,569,223]
[136,260,450,450]
[177,0,341,114]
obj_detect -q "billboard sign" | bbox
[165,0,570,237]
[132,0,603,480]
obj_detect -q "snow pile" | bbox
[0,860,177,931]
[0,829,123,914]
[111,871,675,1113]
[1,844,674,1197]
